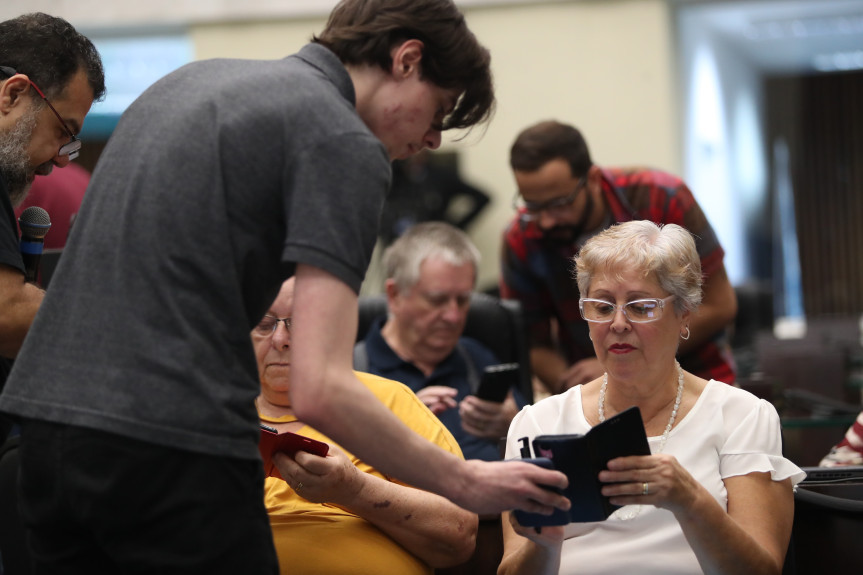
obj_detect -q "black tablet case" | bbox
[513,406,651,526]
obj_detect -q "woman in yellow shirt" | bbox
[254,278,478,575]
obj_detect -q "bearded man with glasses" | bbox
[0,12,104,442]
[500,120,737,396]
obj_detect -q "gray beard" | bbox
[0,105,41,207]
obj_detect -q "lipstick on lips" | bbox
[608,343,635,354]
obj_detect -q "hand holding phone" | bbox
[511,407,651,525]
[259,423,329,478]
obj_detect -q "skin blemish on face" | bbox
[403,513,413,521]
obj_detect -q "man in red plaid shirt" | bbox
[500,120,737,394]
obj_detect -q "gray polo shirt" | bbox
[0,44,391,459]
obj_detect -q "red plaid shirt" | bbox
[500,167,736,384]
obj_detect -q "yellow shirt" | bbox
[261,371,464,575]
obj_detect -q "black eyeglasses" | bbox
[512,177,586,222]
[253,315,292,336]
[0,66,81,160]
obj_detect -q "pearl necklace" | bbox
[598,360,684,519]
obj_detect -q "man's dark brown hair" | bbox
[314,0,494,132]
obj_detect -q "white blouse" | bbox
[505,381,806,575]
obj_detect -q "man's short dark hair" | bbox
[0,12,105,101]
[510,120,593,178]
[313,0,494,132]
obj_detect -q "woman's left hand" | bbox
[598,453,700,514]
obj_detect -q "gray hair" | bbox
[574,220,703,314]
[383,221,480,291]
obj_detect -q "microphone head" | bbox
[18,206,52,240]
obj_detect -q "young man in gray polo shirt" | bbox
[0,1,568,572]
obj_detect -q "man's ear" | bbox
[586,165,605,197]
[384,279,400,304]
[0,75,33,115]
[586,165,602,187]
[391,39,425,80]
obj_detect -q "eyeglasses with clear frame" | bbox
[0,66,82,160]
[579,295,676,323]
[512,177,586,222]
[253,315,292,336]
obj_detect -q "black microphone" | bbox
[18,206,52,283]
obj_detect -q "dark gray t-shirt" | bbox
[0,175,24,391]
[0,44,390,459]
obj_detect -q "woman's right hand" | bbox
[499,511,567,575]
[507,511,566,548]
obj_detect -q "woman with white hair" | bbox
[499,220,804,575]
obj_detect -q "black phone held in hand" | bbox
[476,362,519,402]
[512,457,571,527]
[511,406,650,525]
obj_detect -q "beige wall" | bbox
[192,0,680,292]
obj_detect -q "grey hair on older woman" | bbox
[573,220,703,314]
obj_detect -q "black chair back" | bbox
[783,471,863,574]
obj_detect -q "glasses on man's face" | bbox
[0,66,81,161]
[512,177,586,222]
[253,315,292,336]
[579,296,675,324]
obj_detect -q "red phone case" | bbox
[259,427,329,479]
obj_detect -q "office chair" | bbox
[356,292,533,403]
[782,470,863,574]
[0,436,30,575]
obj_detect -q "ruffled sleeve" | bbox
[720,397,807,486]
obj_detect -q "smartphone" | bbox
[476,363,520,402]
[511,457,571,527]
[259,424,329,458]
[258,423,328,479]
